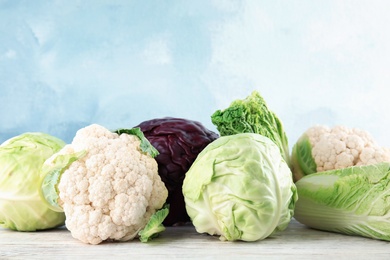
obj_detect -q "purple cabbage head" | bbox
[135,117,219,226]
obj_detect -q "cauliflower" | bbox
[40,124,168,244]
[291,125,390,182]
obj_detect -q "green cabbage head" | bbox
[182,133,297,241]
[0,133,66,231]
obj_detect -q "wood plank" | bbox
[1,219,389,259]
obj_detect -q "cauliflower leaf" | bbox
[114,127,159,158]
[40,150,87,212]
[138,204,170,242]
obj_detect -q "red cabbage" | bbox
[135,117,218,226]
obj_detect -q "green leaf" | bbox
[291,134,317,181]
[39,150,86,212]
[114,127,159,158]
[138,204,169,243]
[211,90,290,167]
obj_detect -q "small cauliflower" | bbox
[39,124,168,244]
[291,125,390,182]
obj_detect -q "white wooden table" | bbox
[1,218,389,259]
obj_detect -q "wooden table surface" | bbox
[1,218,389,259]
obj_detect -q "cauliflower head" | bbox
[291,125,390,182]
[41,124,168,244]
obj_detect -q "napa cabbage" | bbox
[294,162,390,241]
[211,91,290,167]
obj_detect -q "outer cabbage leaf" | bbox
[211,90,290,167]
[0,133,66,231]
[182,133,297,241]
[294,162,390,241]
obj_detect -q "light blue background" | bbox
[1,0,389,149]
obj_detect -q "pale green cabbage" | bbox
[294,162,390,241]
[0,133,66,231]
[182,133,297,241]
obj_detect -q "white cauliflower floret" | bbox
[53,124,168,244]
[292,125,390,182]
[308,125,390,171]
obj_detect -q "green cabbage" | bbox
[294,162,390,241]
[211,90,290,167]
[0,132,66,231]
[182,133,297,241]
